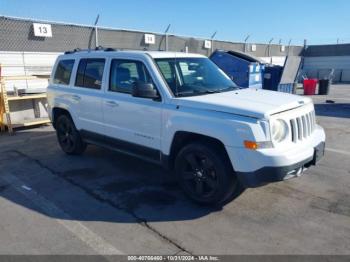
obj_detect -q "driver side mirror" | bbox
[132,81,160,100]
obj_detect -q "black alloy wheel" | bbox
[56,115,86,155]
[175,142,237,205]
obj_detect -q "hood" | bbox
[172,88,312,119]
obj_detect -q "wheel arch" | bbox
[166,131,231,170]
[52,107,73,129]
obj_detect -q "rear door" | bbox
[72,58,106,135]
[50,58,77,120]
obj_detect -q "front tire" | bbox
[56,115,86,155]
[175,141,238,205]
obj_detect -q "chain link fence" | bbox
[0,16,303,56]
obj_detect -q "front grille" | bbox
[289,110,316,142]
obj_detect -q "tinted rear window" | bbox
[75,58,105,89]
[53,60,75,85]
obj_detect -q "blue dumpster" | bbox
[210,50,264,89]
[263,65,283,91]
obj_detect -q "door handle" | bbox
[71,95,81,101]
[105,100,119,107]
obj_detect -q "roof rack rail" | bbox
[104,47,116,51]
[64,47,117,54]
[95,46,117,52]
[64,48,83,54]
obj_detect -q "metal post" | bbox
[244,35,250,53]
[287,39,292,56]
[165,34,168,51]
[94,15,100,48]
[95,25,98,47]
[303,39,308,53]
[268,38,274,57]
[22,52,28,90]
[210,31,217,55]
[164,24,171,51]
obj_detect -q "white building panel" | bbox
[0,51,60,91]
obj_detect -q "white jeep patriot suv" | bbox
[47,48,325,205]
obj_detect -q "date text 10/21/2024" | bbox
[127,255,219,261]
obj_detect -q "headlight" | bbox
[271,119,288,142]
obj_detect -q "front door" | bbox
[102,59,162,161]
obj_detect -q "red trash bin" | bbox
[303,79,318,95]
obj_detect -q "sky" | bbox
[1,0,349,45]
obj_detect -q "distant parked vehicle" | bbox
[47,49,326,205]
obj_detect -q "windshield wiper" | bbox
[175,86,238,97]
[214,86,238,92]
[195,86,237,94]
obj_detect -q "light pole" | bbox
[94,14,100,48]
[164,24,171,51]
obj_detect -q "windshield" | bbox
[155,57,238,97]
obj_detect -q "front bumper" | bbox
[236,142,325,187]
[226,125,326,188]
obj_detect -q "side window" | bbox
[75,58,105,89]
[53,59,75,85]
[109,60,153,94]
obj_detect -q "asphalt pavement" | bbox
[0,85,349,255]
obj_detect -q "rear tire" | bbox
[56,115,86,155]
[175,141,238,205]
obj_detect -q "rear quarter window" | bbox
[53,59,75,85]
